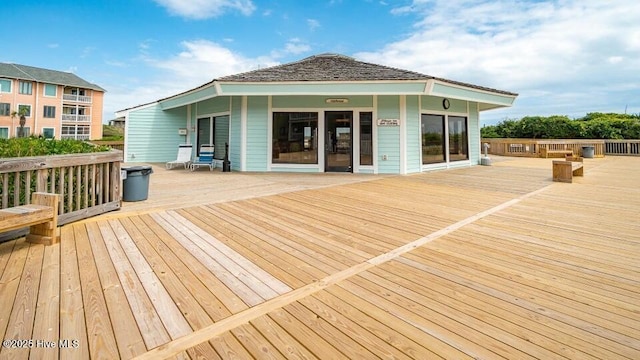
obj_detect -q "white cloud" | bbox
[107,40,280,115]
[153,0,256,19]
[307,19,320,31]
[282,38,311,55]
[360,0,640,122]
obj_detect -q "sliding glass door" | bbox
[421,114,468,165]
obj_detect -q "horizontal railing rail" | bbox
[481,139,611,158]
[0,150,122,226]
[63,94,92,103]
[604,139,640,155]
[62,114,91,122]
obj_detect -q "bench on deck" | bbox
[0,192,60,245]
[541,147,574,158]
[552,157,584,183]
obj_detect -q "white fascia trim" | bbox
[430,79,517,104]
[159,81,218,110]
[217,80,428,86]
[424,79,435,94]
[115,101,159,117]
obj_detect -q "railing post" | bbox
[36,169,48,192]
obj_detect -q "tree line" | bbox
[481,113,640,139]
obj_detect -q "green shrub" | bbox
[482,113,640,139]
[0,136,110,158]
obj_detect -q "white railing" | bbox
[62,114,91,122]
[63,94,92,103]
[61,134,90,140]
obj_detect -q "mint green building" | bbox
[117,54,516,174]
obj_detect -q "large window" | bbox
[448,116,468,161]
[0,127,8,139]
[272,112,318,164]
[18,104,31,117]
[19,81,32,95]
[44,84,57,97]
[360,112,373,165]
[0,103,9,116]
[16,127,30,137]
[42,128,55,139]
[421,114,469,165]
[43,105,56,118]
[0,79,11,93]
[421,114,445,164]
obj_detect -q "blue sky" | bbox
[3,0,638,125]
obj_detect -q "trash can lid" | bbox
[123,165,153,172]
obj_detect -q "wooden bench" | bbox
[541,148,574,158]
[0,192,60,245]
[552,157,584,183]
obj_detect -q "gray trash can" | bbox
[582,146,595,159]
[122,166,153,201]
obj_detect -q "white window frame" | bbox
[15,126,31,137]
[19,81,33,95]
[0,127,9,138]
[43,105,56,118]
[43,84,57,97]
[18,104,32,117]
[0,79,11,93]
[420,110,471,171]
[42,127,55,139]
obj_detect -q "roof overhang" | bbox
[157,79,516,111]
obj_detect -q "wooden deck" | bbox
[1,156,639,359]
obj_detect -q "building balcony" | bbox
[62,114,91,122]
[61,134,90,140]
[63,94,92,103]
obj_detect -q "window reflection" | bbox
[421,114,445,164]
[272,112,318,164]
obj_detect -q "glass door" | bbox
[325,111,353,172]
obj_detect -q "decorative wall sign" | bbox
[377,118,400,126]
[325,98,349,104]
[442,98,451,110]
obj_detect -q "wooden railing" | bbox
[604,140,640,155]
[0,150,122,226]
[481,139,607,158]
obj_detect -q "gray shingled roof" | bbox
[0,63,105,92]
[218,53,517,96]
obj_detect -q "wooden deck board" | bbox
[30,243,60,360]
[1,156,639,359]
[75,221,120,359]
[85,222,147,359]
[59,225,90,360]
[2,243,44,360]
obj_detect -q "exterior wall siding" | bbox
[126,104,187,162]
[377,95,400,174]
[272,95,373,109]
[245,96,269,171]
[197,96,230,115]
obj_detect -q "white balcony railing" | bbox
[62,114,91,122]
[63,94,92,103]
[61,134,90,140]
